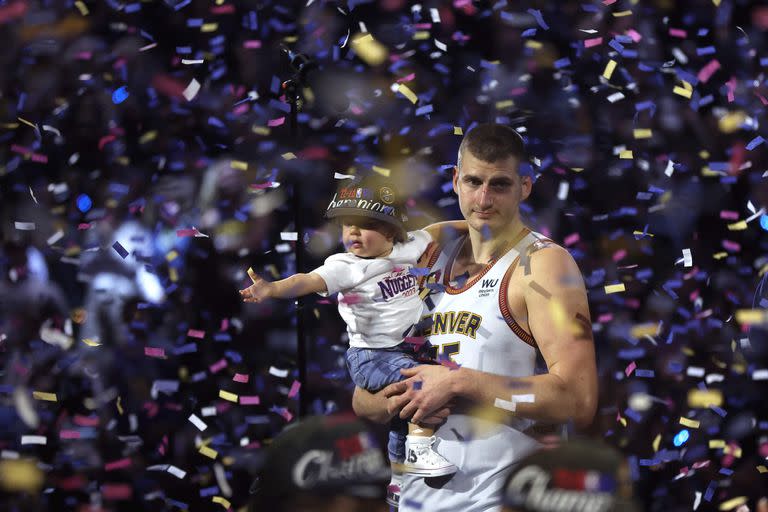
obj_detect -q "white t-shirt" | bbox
[312,230,432,349]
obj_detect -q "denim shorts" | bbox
[345,342,432,391]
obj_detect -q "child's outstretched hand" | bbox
[240,268,274,303]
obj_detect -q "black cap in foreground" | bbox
[324,175,407,239]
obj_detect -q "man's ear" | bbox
[521,175,533,201]
[452,166,460,195]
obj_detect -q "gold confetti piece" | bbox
[281,152,297,160]
[688,389,723,408]
[166,250,179,262]
[718,111,746,133]
[74,0,88,15]
[168,267,178,283]
[525,40,543,50]
[679,416,700,428]
[612,10,633,16]
[727,220,747,231]
[231,160,248,170]
[82,338,101,347]
[251,125,271,135]
[725,445,742,457]
[673,81,693,99]
[0,459,44,492]
[1,123,20,129]
[735,309,765,325]
[32,392,57,402]
[219,390,238,402]
[199,445,218,459]
[117,396,124,415]
[619,150,633,159]
[602,59,617,80]
[495,100,515,110]
[201,23,218,32]
[709,439,726,449]
[631,323,657,338]
[412,31,430,40]
[713,251,728,260]
[652,433,661,452]
[372,166,390,177]
[712,0,721,5]
[352,33,388,66]
[757,465,767,473]
[212,496,231,509]
[719,497,747,511]
[604,283,626,294]
[633,129,652,139]
[396,84,418,104]
[454,126,463,135]
[17,117,36,129]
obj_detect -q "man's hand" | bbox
[392,365,459,424]
[239,268,275,303]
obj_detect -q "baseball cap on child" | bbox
[324,176,408,238]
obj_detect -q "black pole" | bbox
[283,78,308,418]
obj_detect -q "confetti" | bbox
[604,283,626,294]
[182,78,201,101]
[679,417,701,429]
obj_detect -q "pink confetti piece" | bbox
[249,182,275,190]
[78,223,91,230]
[339,293,363,305]
[726,76,736,103]
[697,59,720,83]
[210,3,234,13]
[187,329,205,339]
[755,91,768,106]
[625,361,637,377]
[144,347,165,358]
[233,103,249,116]
[396,73,416,83]
[584,37,603,48]
[233,373,249,383]
[626,29,642,42]
[267,117,285,127]
[74,414,100,427]
[719,210,739,220]
[277,408,293,422]
[288,380,301,398]
[612,249,627,262]
[564,233,580,246]
[101,484,132,500]
[220,318,229,331]
[239,395,260,405]
[598,313,613,323]
[0,1,28,25]
[668,28,687,38]
[59,430,81,439]
[98,134,116,151]
[722,240,741,252]
[105,458,132,471]
[243,40,262,49]
[440,359,461,370]
[602,0,616,4]
[404,337,427,348]
[176,228,199,237]
[209,358,227,373]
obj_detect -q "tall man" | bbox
[352,124,598,511]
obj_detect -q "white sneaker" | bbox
[403,436,457,477]
[386,481,400,508]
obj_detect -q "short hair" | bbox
[457,124,526,170]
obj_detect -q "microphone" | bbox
[281,45,350,114]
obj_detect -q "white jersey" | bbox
[312,230,431,349]
[401,228,552,512]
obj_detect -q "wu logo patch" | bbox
[479,278,498,297]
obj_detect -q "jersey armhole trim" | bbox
[499,256,537,348]
[417,241,442,289]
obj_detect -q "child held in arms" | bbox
[241,175,464,507]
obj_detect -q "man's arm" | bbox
[395,245,598,428]
[422,221,467,244]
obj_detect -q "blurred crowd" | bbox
[1,0,768,510]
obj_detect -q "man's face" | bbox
[452,150,532,236]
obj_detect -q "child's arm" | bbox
[422,220,468,242]
[240,268,327,303]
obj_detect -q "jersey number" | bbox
[429,341,460,362]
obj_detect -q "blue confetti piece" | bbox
[526,8,549,29]
[415,104,434,116]
[408,267,431,277]
[673,429,689,447]
[521,28,537,37]
[112,241,129,259]
[746,135,765,150]
[413,381,423,390]
[111,86,129,104]
[760,214,768,231]
[554,57,571,69]
[703,481,716,501]
[635,369,655,378]
[76,193,92,212]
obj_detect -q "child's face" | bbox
[340,217,394,258]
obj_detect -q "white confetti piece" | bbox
[430,7,440,23]
[1,450,20,460]
[682,248,692,267]
[14,222,36,230]
[188,413,208,431]
[606,92,625,103]
[512,394,535,404]
[557,181,569,200]
[46,230,64,246]
[214,463,233,497]
[201,406,217,417]
[334,172,355,180]
[665,159,675,177]
[29,187,37,204]
[494,397,516,412]
[752,369,768,381]
[269,366,289,378]
[280,232,298,241]
[434,39,447,52]
[182,78,201,101]
[21,435,47,445]
[686,366,705,378]
[181,59,204,65]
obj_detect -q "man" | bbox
[352,123,598,511]
[249,414,392,512]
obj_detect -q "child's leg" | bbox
[408,423,435,437]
